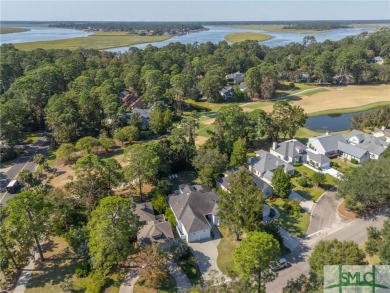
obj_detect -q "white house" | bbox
[345,129,389,160]
[307,134,346,157]
[270,139,307,163]
[168,184,219,243]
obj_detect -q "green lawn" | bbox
[216,228,240,276]
[14,32,172,50]
[0,27,30,34]
[22,131,42,144]
[332,158,358,175]
[308,101,390,116]
[360,243,380,265]
[291,165,337,201]
[270,198,310,237]
[240,101,273,109]
[132,275,177,293]
[302,88,329,96]
[224,32,271,43]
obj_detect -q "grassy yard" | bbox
[216,228,240,276]
[302,88,329,96]
[22,131,42,144]
[332,158,358,175]
[0,27,30,34]
[291,165,337,201]
[25,237,78,293]
[14,32,172,50]
[224,32,271,43]
[133,275,177,293]
[269,198,310,237]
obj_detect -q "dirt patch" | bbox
[195,136,208,148]
[337,200,357,220]
[49,165,75,189]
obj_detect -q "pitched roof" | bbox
[310,134,346,153]
[135,202,155,223]
[225,72,245,82]
[217,168,272,195]
[239,81,247,91]
[272,139,307,158]
[137,220,174,246]
[306,149,331,165]
[132,107,151,119]
[169,184,219,233]
[346,130,389,156]
[250,150,295,174]
[220,86,234,97]
[338,141,368,159]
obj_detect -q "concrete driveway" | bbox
[188,226,223,280]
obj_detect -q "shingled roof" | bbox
[250,150,295,174]
[169,184,219,234]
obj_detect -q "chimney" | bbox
[272,142,278,150]
[326,131,330,136]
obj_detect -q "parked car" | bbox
[270,258,288,271]
[6,180,19,193]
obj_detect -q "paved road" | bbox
[0,135,50,206]
[266,207,390,293]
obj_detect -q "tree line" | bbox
[48,22,205,35]
[1,29,389,146]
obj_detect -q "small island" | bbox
[0,27,30,34]
[224,32,271,43]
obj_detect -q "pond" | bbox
[304,110,371,132]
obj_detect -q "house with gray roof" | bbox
[130,107,151,130]
[346,129,389,159]
[270,139,307,163]
[216,168,273,198]
[168,184,219,243]
[338,141,370,164]
[220,86,234,100]
[306,149,331,169]
[239,81,247,92]
[135,202,175,249]
[248,150,295,184]
[225,72,245,83]
[307,134,346,157]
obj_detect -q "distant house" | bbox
[248,150,295,184]
[269,139,307,163]
[225,72,245,83]
[338,141,370,164]
[296,73,309,83]
[220,86,234,100]
[372,126,390,143]
[307,134,346,157]
[130,107,151,130]
[135,202,175,249]
[119,91,144,108]
[216,168,273,198]
[168,184,219,243]
[239,81,247,92]
[345,129,389,159]
[373,56,384,65]
[306,149,331,169]
[333,75,349,85]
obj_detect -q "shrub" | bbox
[74,260,90,277]
[297,177,309,187]
[292,162,302,167]
[284,200,301,217]
[0,147,17,162]
[164,208,177,227]
[170,239,189,260]
[151,190,168,215]
[331,161,339,168]
[350,158,358,164]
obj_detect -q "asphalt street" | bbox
[266,196,390,293]
[0,135,50,206]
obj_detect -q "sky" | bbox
[1,0,389,22]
